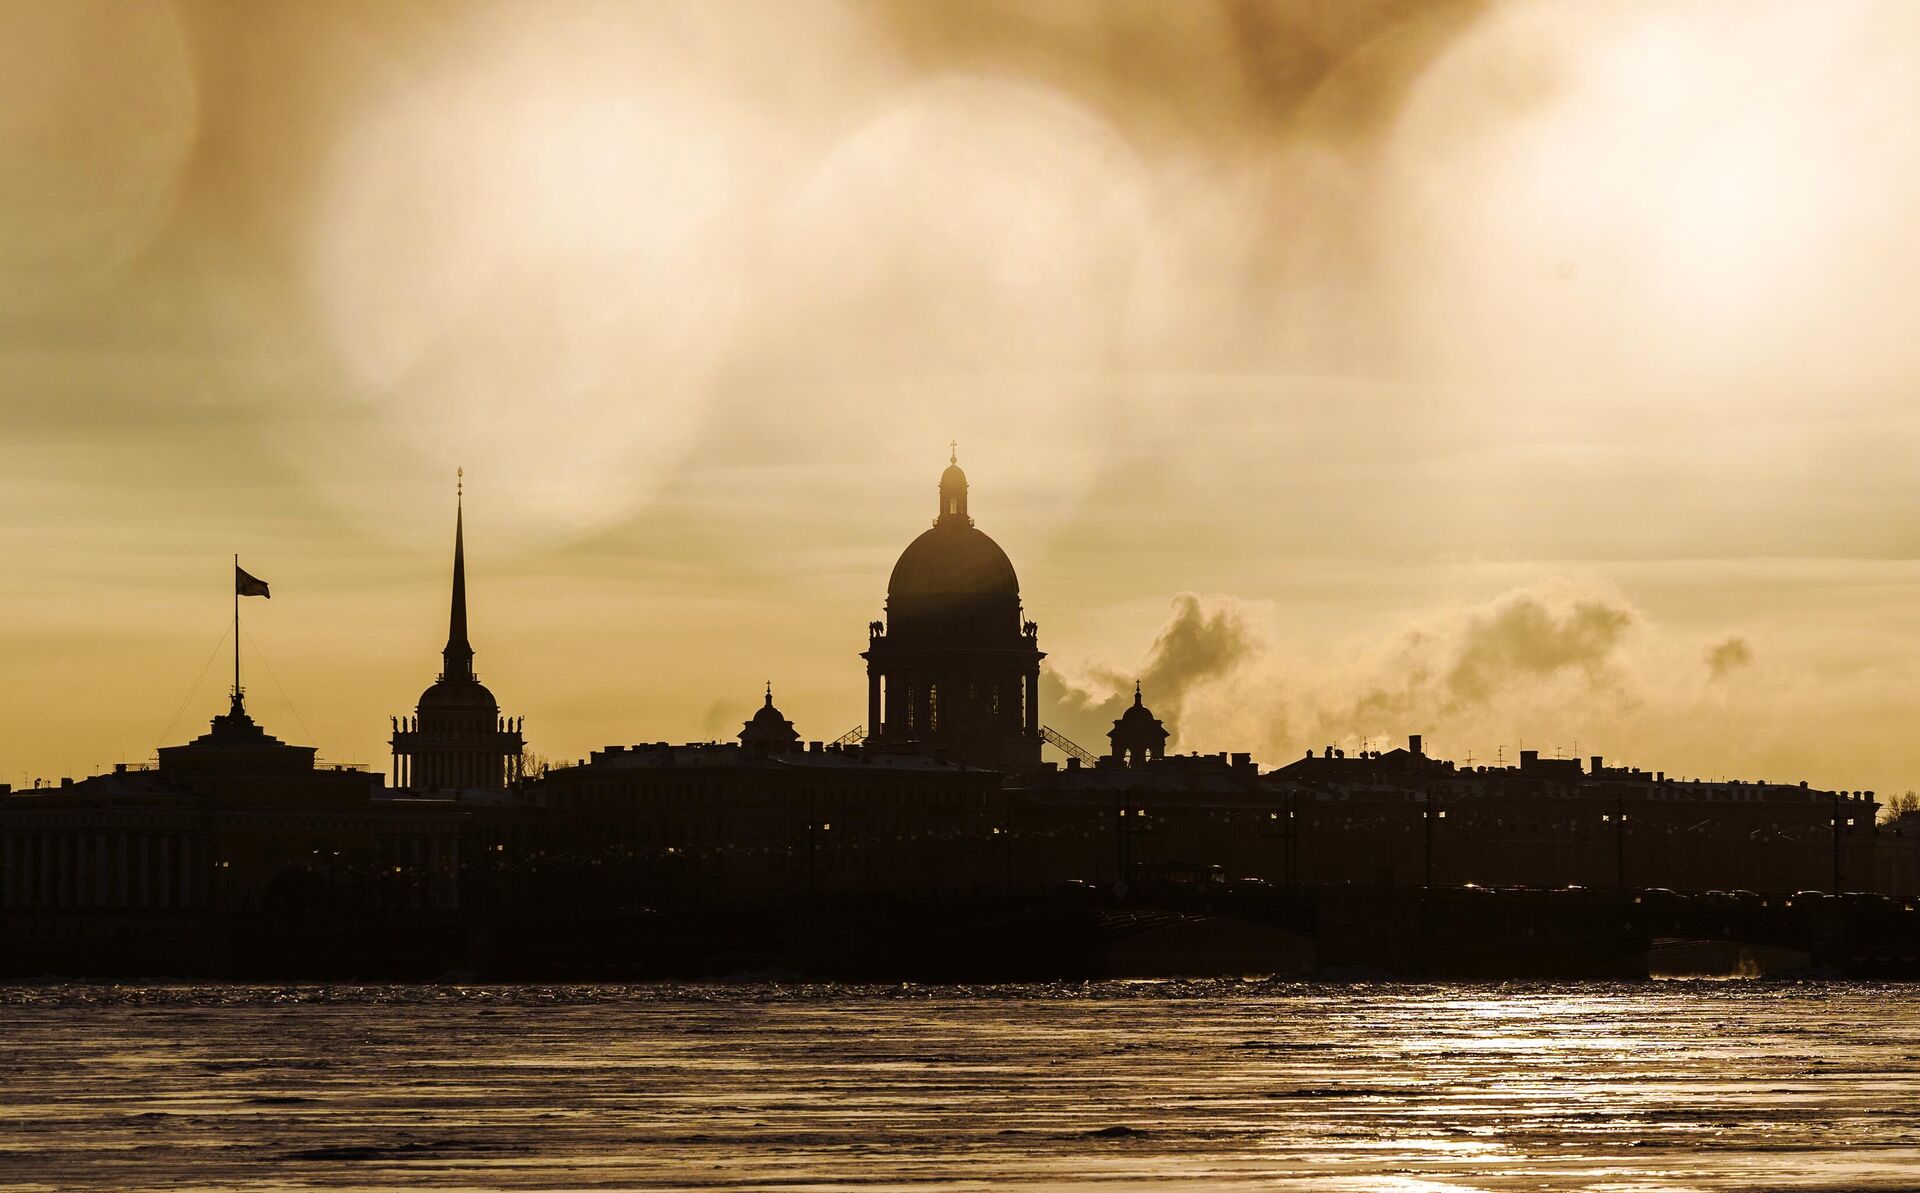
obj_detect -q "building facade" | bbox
[0,691,463,976]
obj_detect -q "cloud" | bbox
[1705,636,1754,680]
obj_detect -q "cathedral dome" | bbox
[889,447,1020,600]
[863,449,1044,772]
[887,523,1020,600]
[417,675,498,712]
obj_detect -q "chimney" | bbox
[1519,750,1538,768]
[1590,755,1603,773]
[1066,756,1080,770]
[1409,734,1423,756]
[1231,752,1252,772]
[808,741,823,754]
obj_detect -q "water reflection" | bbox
[2,982,1917,1191]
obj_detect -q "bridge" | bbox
[13,876,1916,981]
[757,883,1920,981]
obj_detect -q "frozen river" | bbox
[3,981,1917,1191]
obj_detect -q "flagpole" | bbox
[233,552,240,702]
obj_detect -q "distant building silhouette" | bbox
[863,451,1043,771]
[739,684,801,755]
[1108,683,1168,767]
[0,678,462,975]
[4,452,1917,979]
[391,482,524,790]
[158,688,317,774]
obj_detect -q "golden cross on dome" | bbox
[949,440,957,464]
[457,465,463,499]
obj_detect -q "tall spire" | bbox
[443,468,473,681]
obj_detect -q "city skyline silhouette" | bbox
[4,449,1905,989]
[11,450,1889,808]
[12,8,1920,1189]
[11,5,1920,803]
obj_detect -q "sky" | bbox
[6,0,1920,797]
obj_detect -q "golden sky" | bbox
[7,0,1920,797]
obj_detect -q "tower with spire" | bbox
[390,471,526,791]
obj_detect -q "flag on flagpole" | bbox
[236,566,271,599]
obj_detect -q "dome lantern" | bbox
[938,441,970,526]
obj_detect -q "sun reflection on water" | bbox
[1,982,1916,1191]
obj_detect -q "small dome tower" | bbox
[1108,682,1168,767]
[740,683,801,755]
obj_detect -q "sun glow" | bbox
[1384,0,1920,406]
[303,8,769,545]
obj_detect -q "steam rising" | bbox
[1054,585,1639,757]
[1047,581,1854,788]
[1048,594,1258,749]
[1706,637,1755,681]
[1445,596,1634,706]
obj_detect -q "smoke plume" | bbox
[1051,582,1655,764]
[1706,637,1754,681]
[1045,592,1261,754]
